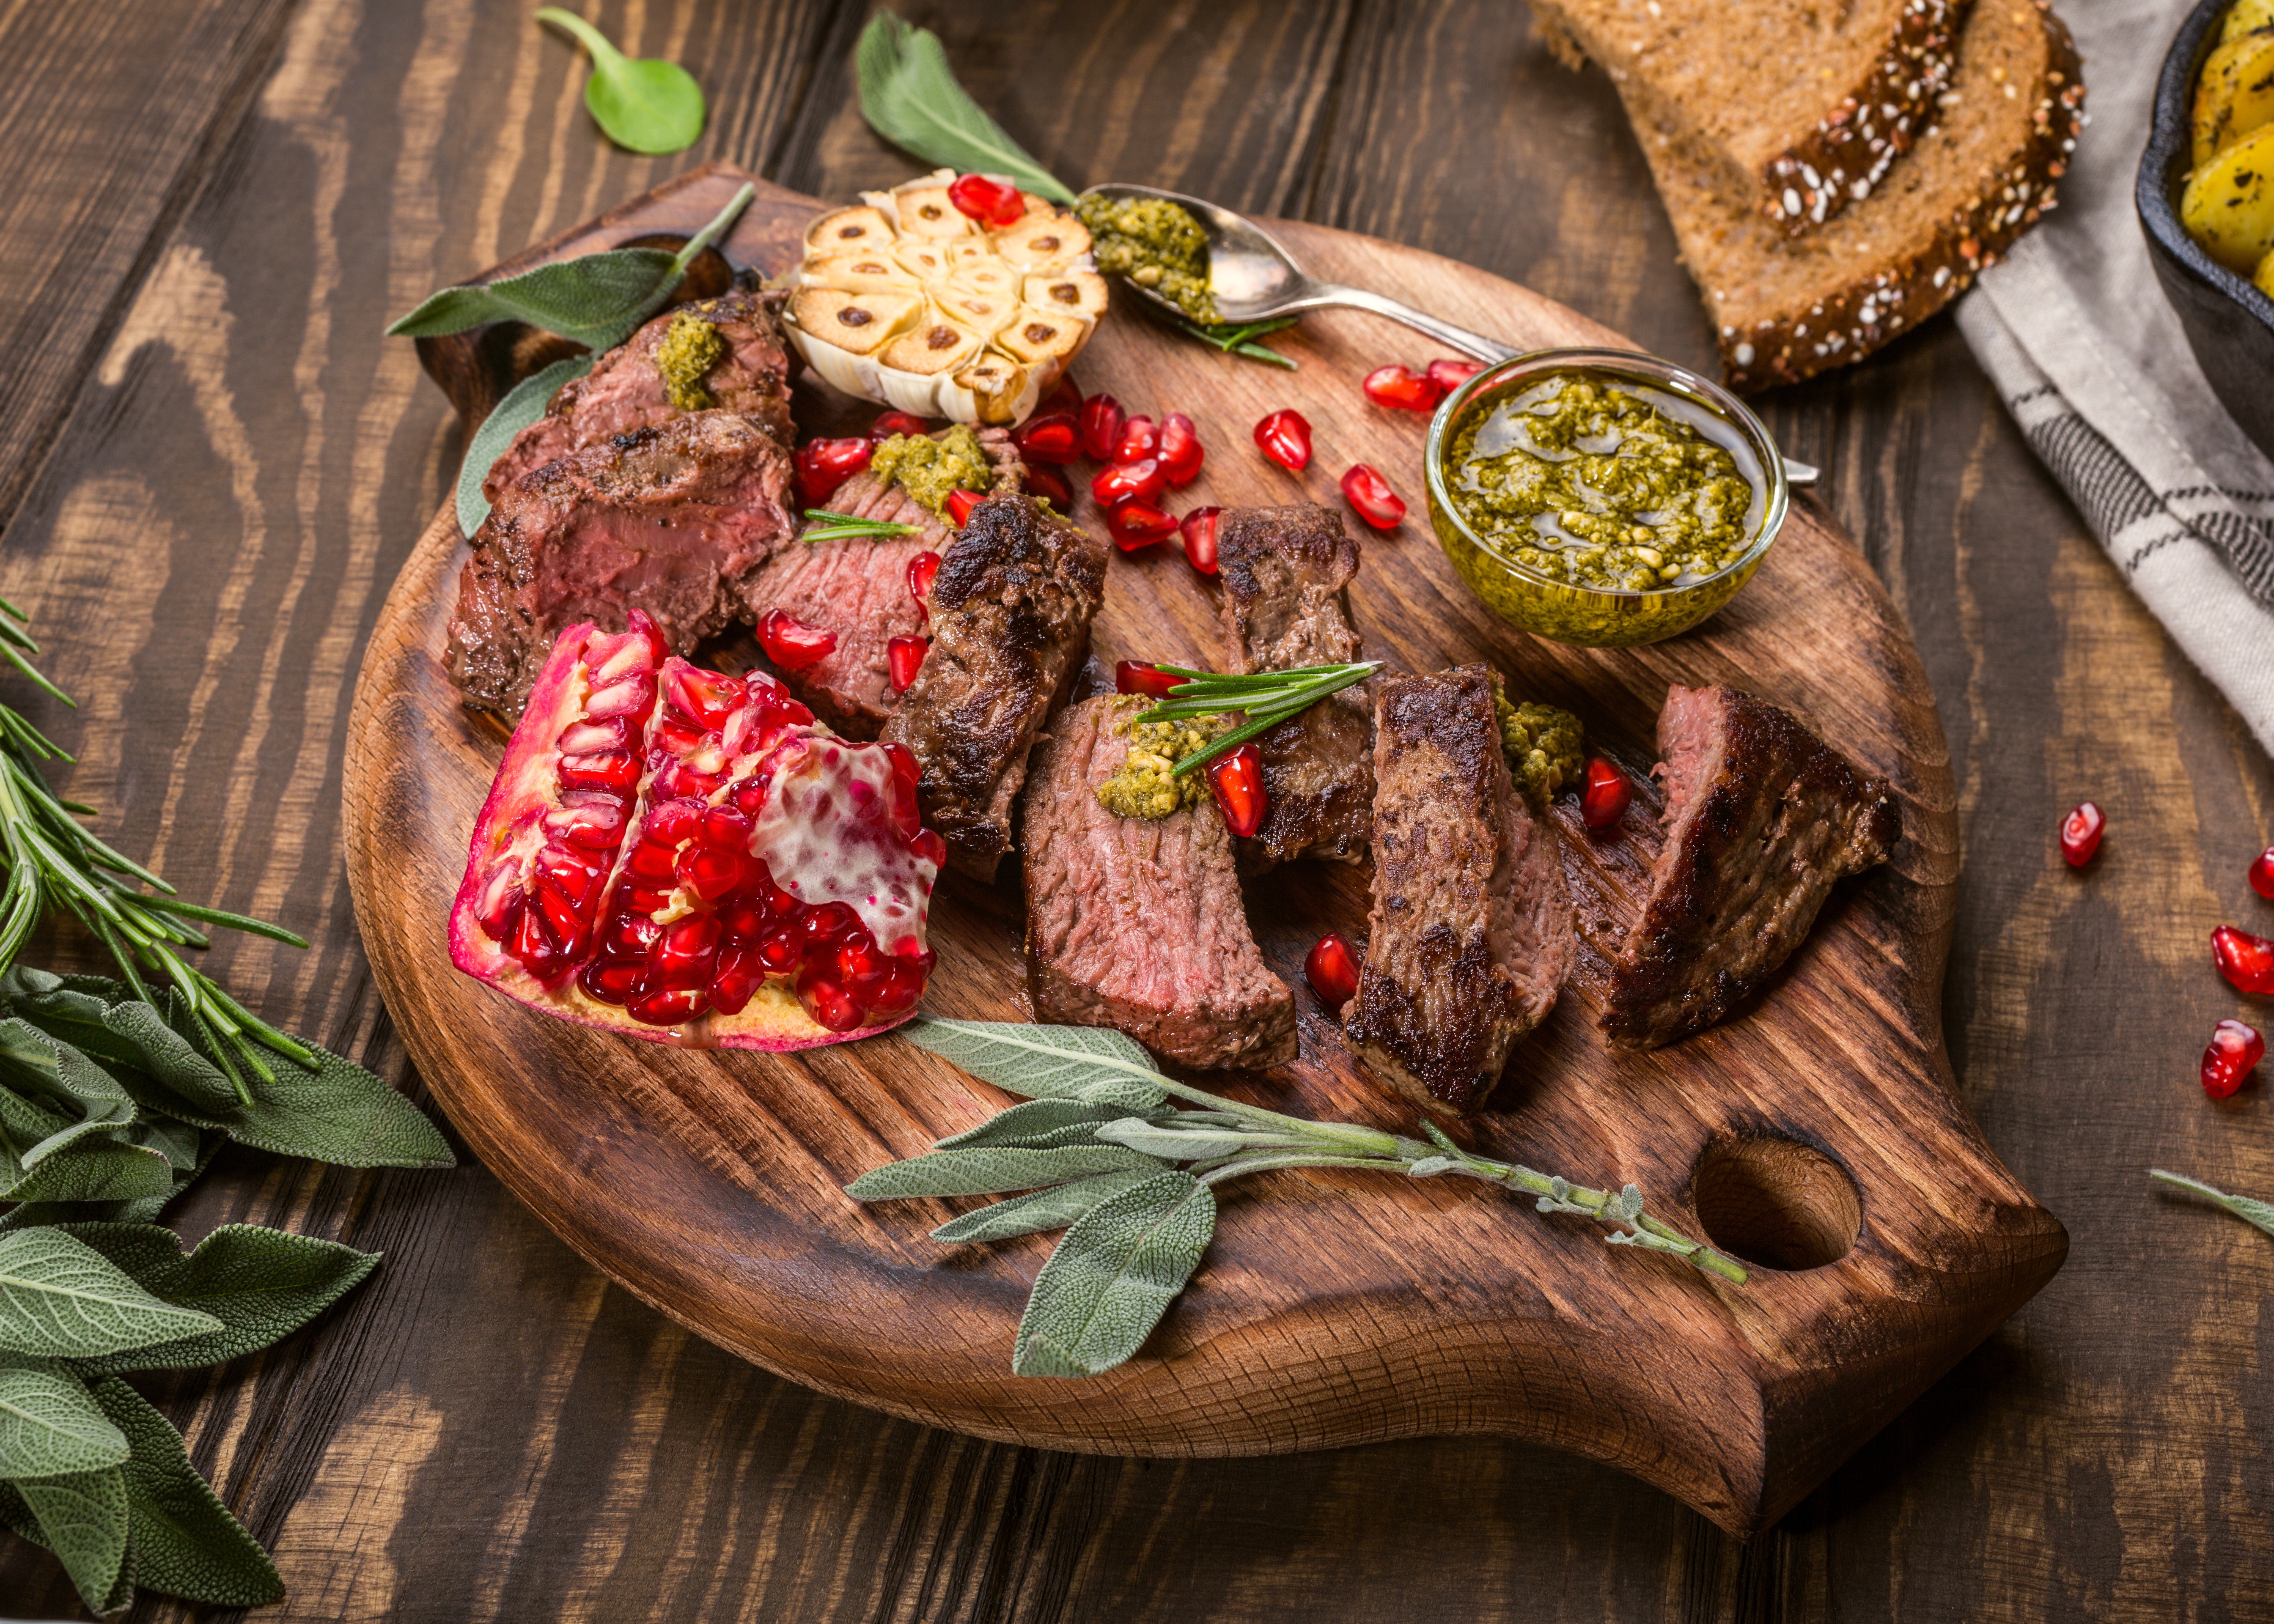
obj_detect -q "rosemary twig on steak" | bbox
[800,508,920,542]
[1137,660,1380,774]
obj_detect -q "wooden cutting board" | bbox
[341,164,2062,1538]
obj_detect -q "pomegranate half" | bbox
[448,611,943,1048]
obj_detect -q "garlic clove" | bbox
[804,206,895,256]
[991,215,1091,270]
[1022,271,1110,322]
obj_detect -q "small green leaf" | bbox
[928,1169,1160,1245]
[1405,1155,1458,1179]
[10,1463,129,1613]
[932,1098,1167,1152]
[847,1144,1162,1202]
[0,1361,128,1479]
[898,1018,1170,1110]
[1092,1118,1306,1161]
[0,1134,173,1205]
[88,1377,284,1607]
[0,1229,222,1359]
[2151,1168,2274,1239]
[538,7,705,155]
[455,353,594,536]
[1012,1171,1215,1377]
[857,13,1076,203]
[386,248,681,345]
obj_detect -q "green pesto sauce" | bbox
[1095,704,1228,820]
[654,309,727,412]
[1494,691,1584,806]
[1075,196,1217,323]
[870,425,993,516]
[1446,373,1755,593]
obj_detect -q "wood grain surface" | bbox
[0,1,2269,1619]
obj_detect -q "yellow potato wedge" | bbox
[2184,123,2274,272]
[2224,0,2274,44]
[2194,28,2274,167]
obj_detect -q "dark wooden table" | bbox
[2,3,2268,1619]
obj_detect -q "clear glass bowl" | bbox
[1424,348,1790,648]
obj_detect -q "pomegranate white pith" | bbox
[448,610,942,1048]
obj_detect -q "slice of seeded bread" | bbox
[1534,0,1972,233]
[1634,0,2084,392]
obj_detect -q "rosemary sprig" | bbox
[801,508,920,543]
[0,599,313,1101]
[1172,313,1300,369]
[1140,661,1381,774]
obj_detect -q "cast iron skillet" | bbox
[2137,0,2274,459]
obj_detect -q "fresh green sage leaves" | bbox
[536,8,705,155]
[2151,1168,2274,1239]
[856,13,1075,205]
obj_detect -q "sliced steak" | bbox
[1343,667,1574,1116]
[1022,696,1296,1069]
[1214,504,1374,868]
[1603,684,1900,1049]
[481,289,794,503]
[879,494,1108,882]
[445,411,794,717]
[743,428,1026,739]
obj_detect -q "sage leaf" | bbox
[2151,1168,2274,1239]
[63,1222,380,1377]
[1091,1118,1308,1161]
[933,1098,1169,1152]
[213,1043,453,1169]
[387,250,679,347]
[0,1135,173,1206]
[898,1018,1169,1110]
[131,1112,202,1174]
[846,1144,1162,1202]
[87,1377,284,1607]
[454,353,593,536]
[857,13,1076,204]
[1012,1171,1215,1378]
[0,1361,128,1480]
[9,1463,129,1613]
[1405,1155,1458,1179]
[537,7,705,155]
[0,1229,222,1359]
[0,1018,136,1158]
[929,1169,1160,1245]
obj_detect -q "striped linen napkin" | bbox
[1956,0,2274,759]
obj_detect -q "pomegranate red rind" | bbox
[449,619,939,1050]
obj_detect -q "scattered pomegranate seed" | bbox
[1080,394,1127,461]
[1305,933,1361,1010]
[1254,409,1312,471]
[946,488,981,527]
[2059,801,2104,867]
[1426,358,1486,393]
[2202,1018,2266,1097]
[1014,411,1082,465]
[1181,506,1222,575]
[1115,660,1184,699]
[1112,415,1160,465]
[947,172,1024,228]
[870,409,934,442]
[1362,364,1445,413]
[1207,743,1268,838]
[759,609,837,672]
[1340,463,1406,529]
[1092,457,1166,506]
[1037,374,1083,420]
[2214,924,2274,994]
[1026,463,1074,510]
[794,437,871,506]
[887,635,928,693]
[1107,499,1179,550]
[1580,758,1630,829]
[2250,845,2274,900]
[907,549,942,612]
[1158,412,1204,486]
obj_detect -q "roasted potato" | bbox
[2226,0,2274,44]
[2194,27,2274,166]
[2182,122,2274,272]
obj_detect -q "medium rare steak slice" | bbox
[481,288,795,503]
[1603,685,1900,1049]
[445,411,794,717]
[1344,667,1574,1116]
[743,428,1026,739]
[880,494,1108,882]
[1214,504,1373,868]
[1022,696,1296,1070]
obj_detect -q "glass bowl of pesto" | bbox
[1424,349,1788,648]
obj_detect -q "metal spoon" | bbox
[1078,183,1820,488]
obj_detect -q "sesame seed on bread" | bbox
[1533,0,1972,234]
[1633,0,2084,392]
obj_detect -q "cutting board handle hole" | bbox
[1691,1135,1861,1270]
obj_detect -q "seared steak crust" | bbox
[445,411,794,716]
[879,495,1109,881]
[1604,684,1900,1050]
[1215,504,1374,868]
[1344,667,1574,1116]
[1022,697,1296,1069]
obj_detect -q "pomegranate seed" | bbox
[888,635,928,693]
[1426,359,1486,393]
[556,715,632,754]
[654,914,723,988]
[643,797,703,847]
[664,664,744,731]
[1107,499,1179,550]
[1037,375,1083,420]
[558,749,640,794]
[700,806,753,848]
[870,410,935,442]
[582,675,656,724]
[1112,415,1159,465]
[1339,463,1406,529]
[794,437,872,507]
[1207,743,1268,839]
[865,956,928,1020]
[602,912,664,959]
[2214,925,2274,994]
[2202,1018,2266,1098]
[913,828,947,868]
[795,965,866,1033]
[2250,846,2274,900]
[629,985,710,1026]
[2059,801,2104,867]
[708,944,767,1016]
[1026,464,1073,510]
[541,794,627,850]
[1305,933,1361,1010]
[579,958,646,1006]
[838,937,895,1003]
[946,488,981,527]
[1362,364,1445,413]
[759,609,837,672]
[1181,506,1221,575]
[1254,409,1312,471]
[1080,394,1126,461]
[1115,660,1184,700]
[1013,411,1082,465]
[947,172,1024,228]
[1580,758,1630,829]
[1093,458,1165,506]
[755,924,804,974]
[622,608,668,666]
[625,841,679,882]
[474,859,525,939]
[676,844,747,901]
[1158,412,1203,486]
[908,549,942,612]
[799,901,861,951]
